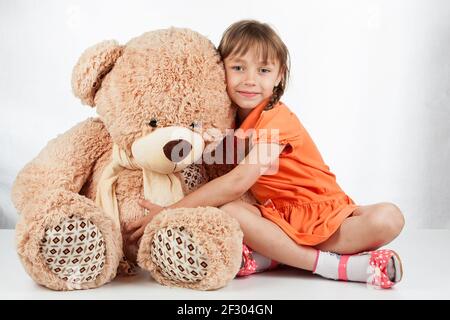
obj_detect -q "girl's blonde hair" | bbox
[218,20,290,110]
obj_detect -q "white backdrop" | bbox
[1,0,449,229]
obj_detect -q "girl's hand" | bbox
[124,199,166,243]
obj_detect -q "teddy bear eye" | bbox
[190,122,199,129]
[148,119,158,128]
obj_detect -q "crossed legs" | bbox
[219,200,405,272]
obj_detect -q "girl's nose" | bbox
[243,74,256,86]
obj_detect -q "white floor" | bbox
[1,228,449,300]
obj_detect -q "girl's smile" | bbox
[237,90,261,99]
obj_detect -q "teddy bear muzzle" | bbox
[131,126,205,174]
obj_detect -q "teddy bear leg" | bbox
[16,189,122,291]
[137,206,243,290]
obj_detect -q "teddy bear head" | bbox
[71,28,235,174]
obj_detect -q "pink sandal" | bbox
[338,249,403,289]
[237,244,279,277]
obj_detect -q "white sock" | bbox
[313,250,397,283]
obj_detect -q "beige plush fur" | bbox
[11,28,243,291]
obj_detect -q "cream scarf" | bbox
[95,144,184,228]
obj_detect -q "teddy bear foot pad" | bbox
[40,216,106,286]
[151,226,209,283]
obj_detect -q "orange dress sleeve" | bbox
[250,104,304,156]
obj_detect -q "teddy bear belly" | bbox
[81,164,145,264]
[82,158,146,228]
[114,170,146,225]
[114,170,146,263]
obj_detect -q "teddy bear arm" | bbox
[11,117,112,216]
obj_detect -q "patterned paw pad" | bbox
[40,217,106,285]
[151,226,208,283]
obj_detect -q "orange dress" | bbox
[235,98,359,246]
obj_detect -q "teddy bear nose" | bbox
[163,139,193,162]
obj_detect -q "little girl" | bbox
[126,20,405,289]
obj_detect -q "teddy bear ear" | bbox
[71,40,124,107]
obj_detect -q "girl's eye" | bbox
[148,118,158,128]
[231,66,243,71]
[260,68,271,73]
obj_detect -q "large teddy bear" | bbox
[11,27,251,291]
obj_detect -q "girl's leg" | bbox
[219,200,317,271]
[221,200,405,288]
[315,202,405,254]
[312,202,405,288]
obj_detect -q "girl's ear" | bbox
[275,73,283,88]
[71,40,124,107]
[275,64,287,88]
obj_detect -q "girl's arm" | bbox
[170,142,285,209]
[125,143,285,241]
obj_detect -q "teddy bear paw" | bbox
[150,226,209,283]
[39,216,106,287]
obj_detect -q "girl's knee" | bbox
[370,202,405,238]
[219,200,261,218]
[219,200,247,219]
[382,202,405,233]
[219,201,238,214]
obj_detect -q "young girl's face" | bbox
[224,51,282,111]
